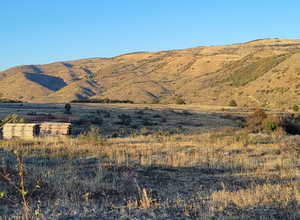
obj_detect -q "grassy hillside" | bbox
[1,38,300,108]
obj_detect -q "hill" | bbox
[2,38,300,108]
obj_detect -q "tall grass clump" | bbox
[0,150,34,219]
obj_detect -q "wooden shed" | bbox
[40,122,71,136]
[2,123,40,140]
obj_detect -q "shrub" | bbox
[253,108,268,119]
[64,103,71,114]
[0,98,22,103]
[280,114,300,135]
[228,100,237,107]
[175,96,185,105]
[245,109,268,133]
[262,119,278,132]
[151,99,160,104]
[103,98,110,103]
[245,109,300,135]
[292,104,299,112]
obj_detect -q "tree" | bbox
[64,103,71,114]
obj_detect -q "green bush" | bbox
[228,100,237,107]
[292,104,299,112]
[263,120,278,132]
[175,97,185,105]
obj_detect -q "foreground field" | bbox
[1,125,300,219]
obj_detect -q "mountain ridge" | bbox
[2,38,300,108]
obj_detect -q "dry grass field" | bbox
[0,103,300,219]
[0,103,241,137]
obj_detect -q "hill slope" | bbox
[2,38,300,108]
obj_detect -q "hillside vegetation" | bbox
[1,38,300,108]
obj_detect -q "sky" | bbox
[1,0,300,71]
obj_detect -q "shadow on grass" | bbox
[24,73,67,91]
[1,149,299,219]
[0,102,243,138]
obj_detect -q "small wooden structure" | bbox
[2,123,40,140]
[40,122,71,137]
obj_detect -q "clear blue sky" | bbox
[1,0,299,71]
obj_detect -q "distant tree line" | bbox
[71,98,134,104]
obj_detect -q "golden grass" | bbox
[1,128,300,218]
[211,183,300,211]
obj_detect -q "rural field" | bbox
[2,0,300,219]
[1,103,300,219]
